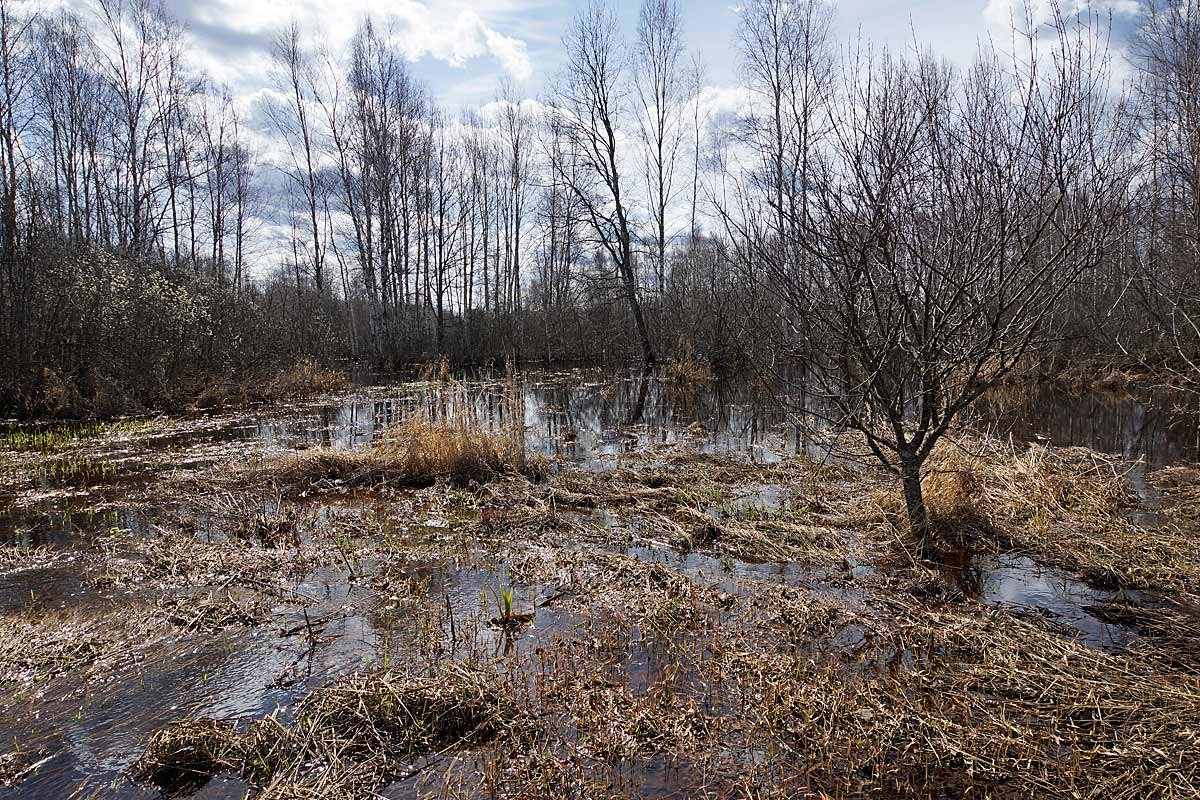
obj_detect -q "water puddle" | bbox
[947,552,1162,651]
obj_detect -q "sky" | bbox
[139,0,1141,114]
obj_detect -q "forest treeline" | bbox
[0,0,1197,418]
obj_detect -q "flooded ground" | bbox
[1,370,1198,798]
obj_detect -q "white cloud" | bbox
[388,8,532,81]
[984,0,1142,32]
[184,0,533,81]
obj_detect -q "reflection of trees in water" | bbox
[971,386,1200,469]
[299,373,1199,468]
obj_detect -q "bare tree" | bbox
[634,0,686,292]
[96,0,187,253]
[769,18,1136,555]
[736,0,834,280]
[551,0,656,367]
[270,21,327,295]
[1132,0,1200,382]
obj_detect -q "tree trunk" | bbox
[900,454,933,559]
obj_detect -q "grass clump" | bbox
[374,411,531,484]
[663,352,713,387]
[294,663,506,758]
[130,719,241,795]
[264,358,350,400]
[196,358,349,410]
[138,664,511,794]
[269,409,540,492]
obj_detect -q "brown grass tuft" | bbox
[417,354,452,384]
[263,358,350,400]
[138,664,511,795]
[196,359,349,409]
[373,412,530,484]
[293,663,506,758]
[663,352,713,386]
[270,409,541,491]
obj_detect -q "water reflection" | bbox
[225,371,1200,471]
[953,553,1154,651]
[971,383,1200,469]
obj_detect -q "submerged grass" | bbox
[138,563,1200,799]
[0,544,57,573]
[0,417,165,453]
[0,606,166,693]
[133,664,511,796]
[9,380,1200,798]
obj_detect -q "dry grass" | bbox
[266,359,350,400]
[718,592,1200,798]
[499,452,866,566]
[135,664,511,796]
[476,573,1200,799]
[267,409,540,492]
[870,436,1200,593]
[1152,464,1200,527]
[209,494,309,548]
[1054,360,1148,396]
[130,719,241,794]
[0,749,49,788]
[87,527,324,591]
[0,544,58,573]
[375,412,531,484]
[662,352,713,386]
[197,358,350,409]
[157,587,273,633]
[292,663,506,759]
[130,526,1200,799]
[417,355,453,384]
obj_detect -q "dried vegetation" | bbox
[0,606,166,691]
[261,409,542,492]
[872,436,1200,593]
[5,386,1200,798]
[196,358,350,410]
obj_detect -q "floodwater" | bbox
[0,369,1196,798]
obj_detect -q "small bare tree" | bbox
[758,14,1136,555]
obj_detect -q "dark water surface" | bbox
[0,370,1196,798]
